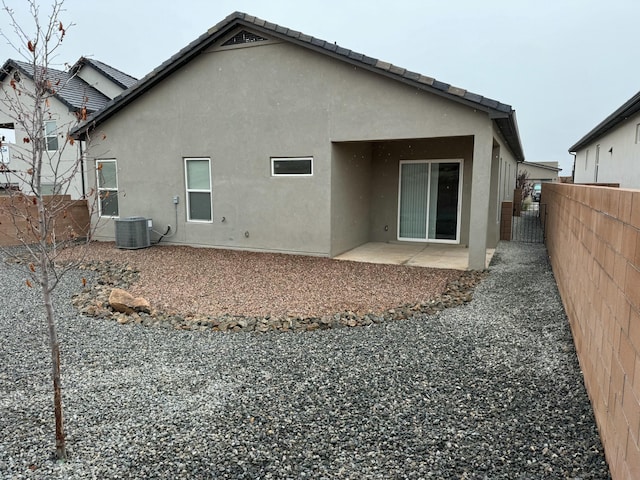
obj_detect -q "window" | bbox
[44,120,58,151]
[185,158,212,222]
[41,183,61,196]
[585,149,589,170]
[271,157,313,176]
[97,159,118,217]
[636,124,640,144]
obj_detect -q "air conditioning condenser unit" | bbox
[114,217,151,249]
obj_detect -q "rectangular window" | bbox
[185,158,212,222]
[585,149,589,170]
[271,157,313,176]
[41,183,61,196]
[97,159,118,217]
[44,120,58,151]
[636,124,640,144]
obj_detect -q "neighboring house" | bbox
[0,57,137,199]
[570,89,640,188]
[519,161,561,187]
[71,11,525,269]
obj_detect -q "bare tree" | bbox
[516,169,533,202]
[0,0,98,460]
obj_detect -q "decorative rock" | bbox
[109,288,151,314]
[73,260,488,335]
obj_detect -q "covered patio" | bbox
[334,242,496,270]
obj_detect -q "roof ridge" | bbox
[70,11,523,161]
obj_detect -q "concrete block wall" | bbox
[544,183,640,480]
[0,195,90,246]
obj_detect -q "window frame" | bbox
[184,157,213,223]
[271,157,313,177]
[96,159,119,218]
[44,120,58,152]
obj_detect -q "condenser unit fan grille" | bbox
[114,217,151,249]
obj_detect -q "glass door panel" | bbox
[398,160,461,243]
[398,163,429,239]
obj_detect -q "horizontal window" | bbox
[271,157,313,176]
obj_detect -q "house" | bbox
[71,12,525,270]
[570,89,640,188]
[0,57,137,198]
[519,161,561,188]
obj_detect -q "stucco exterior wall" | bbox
[75,65,125,100]
[330,142,372,256]
[0,74,85,198]
[367,136,474,246]
[519,162,560,183]
[574,111,640,189]
[488,126,519,248]
[87,38,498,257]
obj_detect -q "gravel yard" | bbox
[64,242,463,318]
[0,241,610,479]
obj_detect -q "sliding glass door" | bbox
[398,160,462,243]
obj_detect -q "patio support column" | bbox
[468,125,493,270]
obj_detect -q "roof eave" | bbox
[569,90,640,153]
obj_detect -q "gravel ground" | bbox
[61,242,462,318]
[0,241,610,479]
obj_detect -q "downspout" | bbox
[79,140,86,198]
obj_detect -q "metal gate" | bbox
[512,203,546,243]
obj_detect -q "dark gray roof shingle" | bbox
[1,59,110,113]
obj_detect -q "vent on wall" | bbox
[114,217,151,249]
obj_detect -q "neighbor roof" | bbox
[0,59,110,112]
[70,57,138,89]
[71,11,524,160]
[569,89,640,152]
[520,161,561,172]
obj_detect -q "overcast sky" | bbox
[2,0,639,174]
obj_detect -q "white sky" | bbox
[2,0,639,175]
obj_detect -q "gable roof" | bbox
[0,59,110,113]
[70,57,138,89]
[70,11,524,160]
[569,89,640,153]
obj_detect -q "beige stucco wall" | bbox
[330,142,372,256]
[573,111,640,188]
[87,37,502,258]
[75,65,126,100]
[0,73,85,198]
[366,137,474,246]
[519,162,559,184]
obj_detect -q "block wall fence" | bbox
[0,195,90,246]
[544,183,640,480]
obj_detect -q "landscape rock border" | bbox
[71,260,487,333]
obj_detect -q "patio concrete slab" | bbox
[334,242,495,270]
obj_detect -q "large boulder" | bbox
[109,288,151,315]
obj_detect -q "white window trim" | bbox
[184,157,213,223]
[271,157,313,177]
[96,159,118,218]
[396,159,463,245]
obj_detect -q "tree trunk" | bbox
[41,255,67,460]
